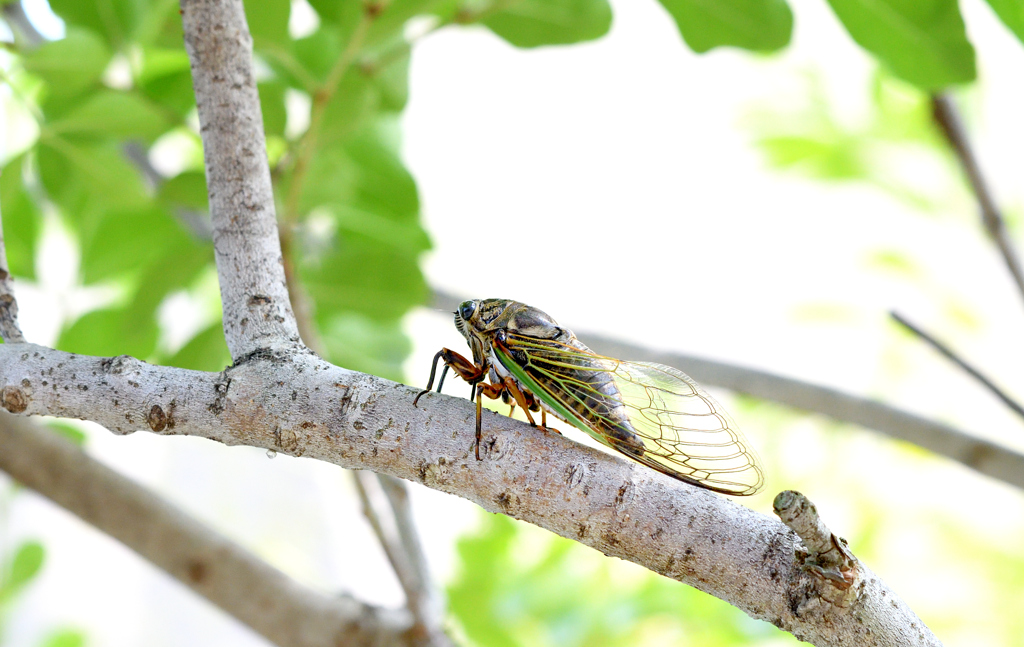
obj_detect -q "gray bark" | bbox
[0,343,941,646]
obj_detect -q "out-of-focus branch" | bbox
[891,311,1024,421]
[433,289,1024,490]
[180,0,300,358]
[931,93,1024,308]
[0,412,422,647]
[1,1,45,49]
[353,473,451,647]
[0,197,26,343]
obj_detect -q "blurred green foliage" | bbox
[448,513,797,647]
[0,483,87,647]
[746,71,962,212]
[2,0,1023,645]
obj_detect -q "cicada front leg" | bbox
[413,348,484,407]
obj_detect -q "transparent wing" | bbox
[611,361,763,496]
[500,334,764,496]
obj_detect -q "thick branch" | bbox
[181,0,299,358]
[430,291,1024,490]
[0,343,939,646]
[0,197,26,343]
[0,412,420,647]
[931,93,1024,307]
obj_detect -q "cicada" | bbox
[415,299,764,496]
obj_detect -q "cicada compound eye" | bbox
[458,300,478,322]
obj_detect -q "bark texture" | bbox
[181,0,300,358]
[0,343,941,646]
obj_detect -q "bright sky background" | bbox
[4,0,1024,645]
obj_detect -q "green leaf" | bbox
[246,0,291,47]
[320,313,411,380]
[40,629,88,647]
[138,48,195,118]
[483,0,613,48]
[165,322,231,372]
[2,541,45,600]
[37,140,150,216]
[983,0,1024,43]
[22,28,111,98]
[302,231,428,322]
[49,90,172,142]
[259,81,288,138]
[48,0,145,48]
[158,171,210,212]
[79,207,191,284]
[0,154,43,280]
[656,0,793,52]
[823,0,976,89]
[58,307,158,359]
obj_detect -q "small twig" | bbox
[0,193,26,343]
[377,474,447,640]
[931,93,1024,308]
[774,491,859,607]
[890,311,1024,422]
[352,472,452,646]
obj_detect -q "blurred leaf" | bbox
[49,90,172,142]
[123,236,213,331]
[40,629,88,647]
[320,313,410,379]
[1,541,45,601]
[302,230,428,322]
[823,0,976,89]
[79,207,190,283]
[165,322,230,371]
[0,154,42,279]
[864,249,921,278]
[47,421,88,445]
[158,171,210,212]
[245,0,291,47]
[449,513,770,647]
[292,26,345,83]
[483,0,613,48]
[983,0,1024,43]
[758,134,864,178]
[138,48,195,117]
[656,0,793,52]
[37,140,149,216]
[22,28,111,98]
[259,81,289,138]
[58,307,159,359]
[48,0,144,48]
[297,125,429,322]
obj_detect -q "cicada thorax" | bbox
[487,307,646,457]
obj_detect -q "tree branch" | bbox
[890,311,1024,421]
[353,473,450,646]
[0,195,26,343]
[430,290,1024,491]
[930,93,1024,308]
[181,0,300,358]
[0,412,422,647]
[0,343,940,646]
